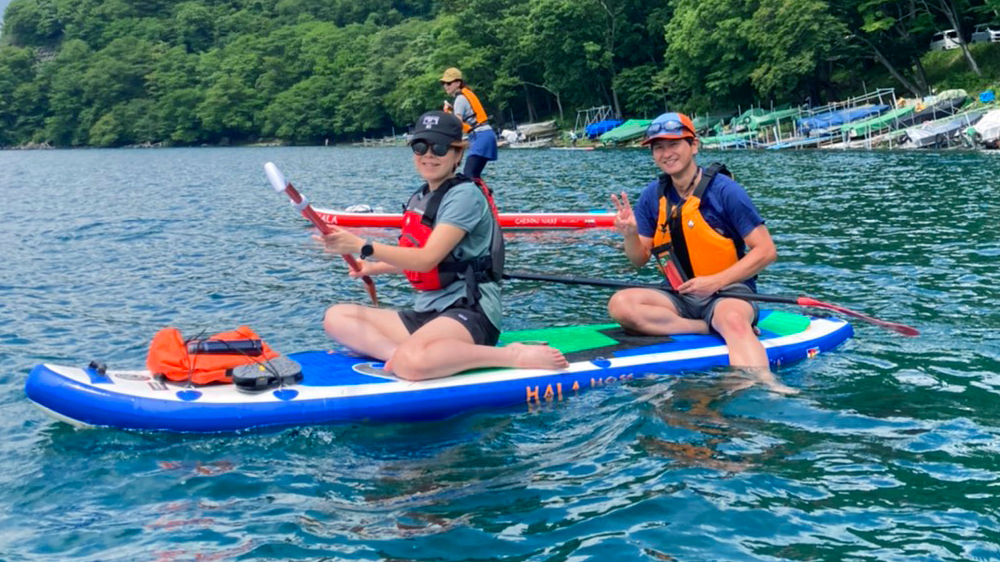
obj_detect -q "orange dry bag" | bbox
[146,326,280,385]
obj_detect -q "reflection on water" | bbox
[1,147,998,561]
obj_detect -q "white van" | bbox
[929,29,961,51]
[971,24,1000,44]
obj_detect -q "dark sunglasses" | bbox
[411,140,452,157]
[645,119,692,139]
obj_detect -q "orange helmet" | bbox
[641,112,696,145]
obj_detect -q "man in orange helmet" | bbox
[608,112,793,394]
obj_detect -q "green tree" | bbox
[663,0,844,109]
[0,47,44,144]
[746,0,844,97]
[614,64,666,117]
[197,73,262,141]
[834,0,936,97]
[260,75,336,142]
[40,38,92,145]
[661,0,758,110]
[917,0,981,74]
[2,0,62,46]
[172,2,216,53]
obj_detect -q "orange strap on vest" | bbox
[650,164,742,287]
[146,326,279,385]
[458,87,489,133]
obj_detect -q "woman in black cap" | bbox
[315,111,567,381]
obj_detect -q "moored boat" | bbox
[898,110,985,148]
[797,105,889,137]
[599,119,653,145]
[967,108,1000,149]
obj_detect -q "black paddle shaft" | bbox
[502,271,795,305]
[503,271,919,336]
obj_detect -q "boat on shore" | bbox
[968,108,1000,148]
[844,106,916,139]
[894,90,969,129]
[599,119,653,146]
[500,120,561,148]
[701,131,761,149]
[898,110,986,148]
[797,105,889,137]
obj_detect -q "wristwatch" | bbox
[359,241,374,260]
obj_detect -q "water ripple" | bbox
[1,147,998,561]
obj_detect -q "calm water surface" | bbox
[1,146,998,561]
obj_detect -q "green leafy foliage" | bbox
[0,0,995,147]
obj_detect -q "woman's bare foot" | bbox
[507,342,570,370]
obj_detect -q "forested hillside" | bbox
[1,0,997,147]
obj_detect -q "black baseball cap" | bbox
[410,111,463,146]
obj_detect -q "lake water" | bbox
[1,146,998,561]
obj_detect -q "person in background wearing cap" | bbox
[607,112,794,394]
[315,111,567,381]
[440,67,498,183]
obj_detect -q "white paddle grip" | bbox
[264,162,287,192]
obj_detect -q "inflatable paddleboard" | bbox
[25,311,852,433]
[312,207,615,230]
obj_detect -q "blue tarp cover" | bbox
[586,120,623,139]
[797,105,889,134]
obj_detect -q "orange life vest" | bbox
[398,175,503,298]
[650,164,743,289]
[146,325,279,385]
[457,86,489,133]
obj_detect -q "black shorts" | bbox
[398,305,501,346]
[659,283,760,330]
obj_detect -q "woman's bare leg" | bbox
[387,317,568,381]
[323,304,411,361]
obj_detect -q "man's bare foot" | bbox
[759,376,798,395]
[733,367,799,395]
[718,374,756,394]
[507,342,569,370]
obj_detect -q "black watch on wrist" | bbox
[359,241,374,260]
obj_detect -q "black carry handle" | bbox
[186,338,264,356]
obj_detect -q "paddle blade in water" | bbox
[796,297,919,336]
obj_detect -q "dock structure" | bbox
[700,89,908,150]
[356,134,407,147]
[574,105,616,134]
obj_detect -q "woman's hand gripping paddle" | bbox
[264,162,378,306]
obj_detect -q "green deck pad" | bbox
[498,323,621,354]
[757,311,811,336]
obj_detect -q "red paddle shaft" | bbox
[265,163,378,306]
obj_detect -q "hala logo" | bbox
[422,115,440,128]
